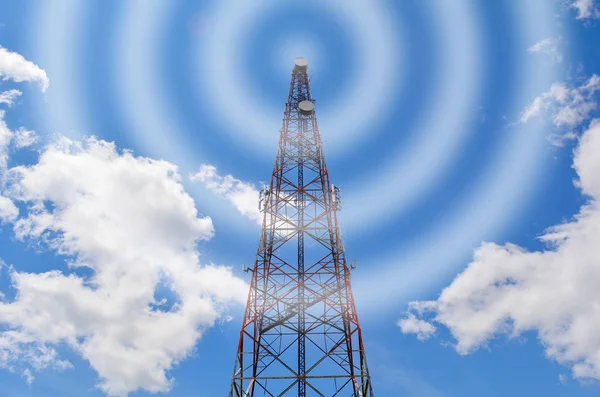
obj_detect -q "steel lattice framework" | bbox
[229,58,374,397]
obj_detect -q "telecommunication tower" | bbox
[229,58,375,397]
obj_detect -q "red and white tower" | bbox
[229,58,375,397]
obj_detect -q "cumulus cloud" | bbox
[190,164,262,224]
[0,114,32,224]
[22,368,34,385]
[0,46,49,93]
[528,38,562,63]
[0,137,248,396]
[397,314,436,341]
[520,74,600,145]
[399,119,600,381]
[571,0,600,19]
[0,110,12,169]
[12,127,38,149]
[0,89,22,106]
[548,131,578,147]
[521,75,600,127]
[0,195,18,223]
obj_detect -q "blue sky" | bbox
[1,0,600,396]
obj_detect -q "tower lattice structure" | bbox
[229,58,374,397]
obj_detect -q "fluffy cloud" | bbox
[12,127,38,149]
[190,164,262,224]
[571,0,600,19]
[0,46,49,93]
[399,119,600,381]
[0,195,18,223]
[0,89,22,106]
[22,368,34,385]
[520,74,600,147]
[0,110,12,169]
[528,38,562,63]
[0,137,248,396]
[397,314,436,341]
[521,74,600,128]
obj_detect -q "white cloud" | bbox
[528,38,562,63]
[0,110,12,169]
[0,46,49,93]
[190,164,262,224]
[559,373,568,385]
[571,0,600,19]
[0,195,18,223]
[520,75,600,145]
[0,49,42,228]
[12,127,38,149]
[0,137,248,396]
[548,131,578,147]
[0,89,22,106]
[22,368,34,385]
[397,314,436,341]
[0,113,36,224]
[399,119,600,381]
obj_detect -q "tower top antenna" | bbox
[294,57,308,70]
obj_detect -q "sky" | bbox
[1,0,600,396]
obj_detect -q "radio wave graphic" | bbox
[31,0,563,314]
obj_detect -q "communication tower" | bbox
[229,58,375,397]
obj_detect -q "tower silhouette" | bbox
[229,58,374,397]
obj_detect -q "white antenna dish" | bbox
[298,100,314,115]
[294,57,308,70]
